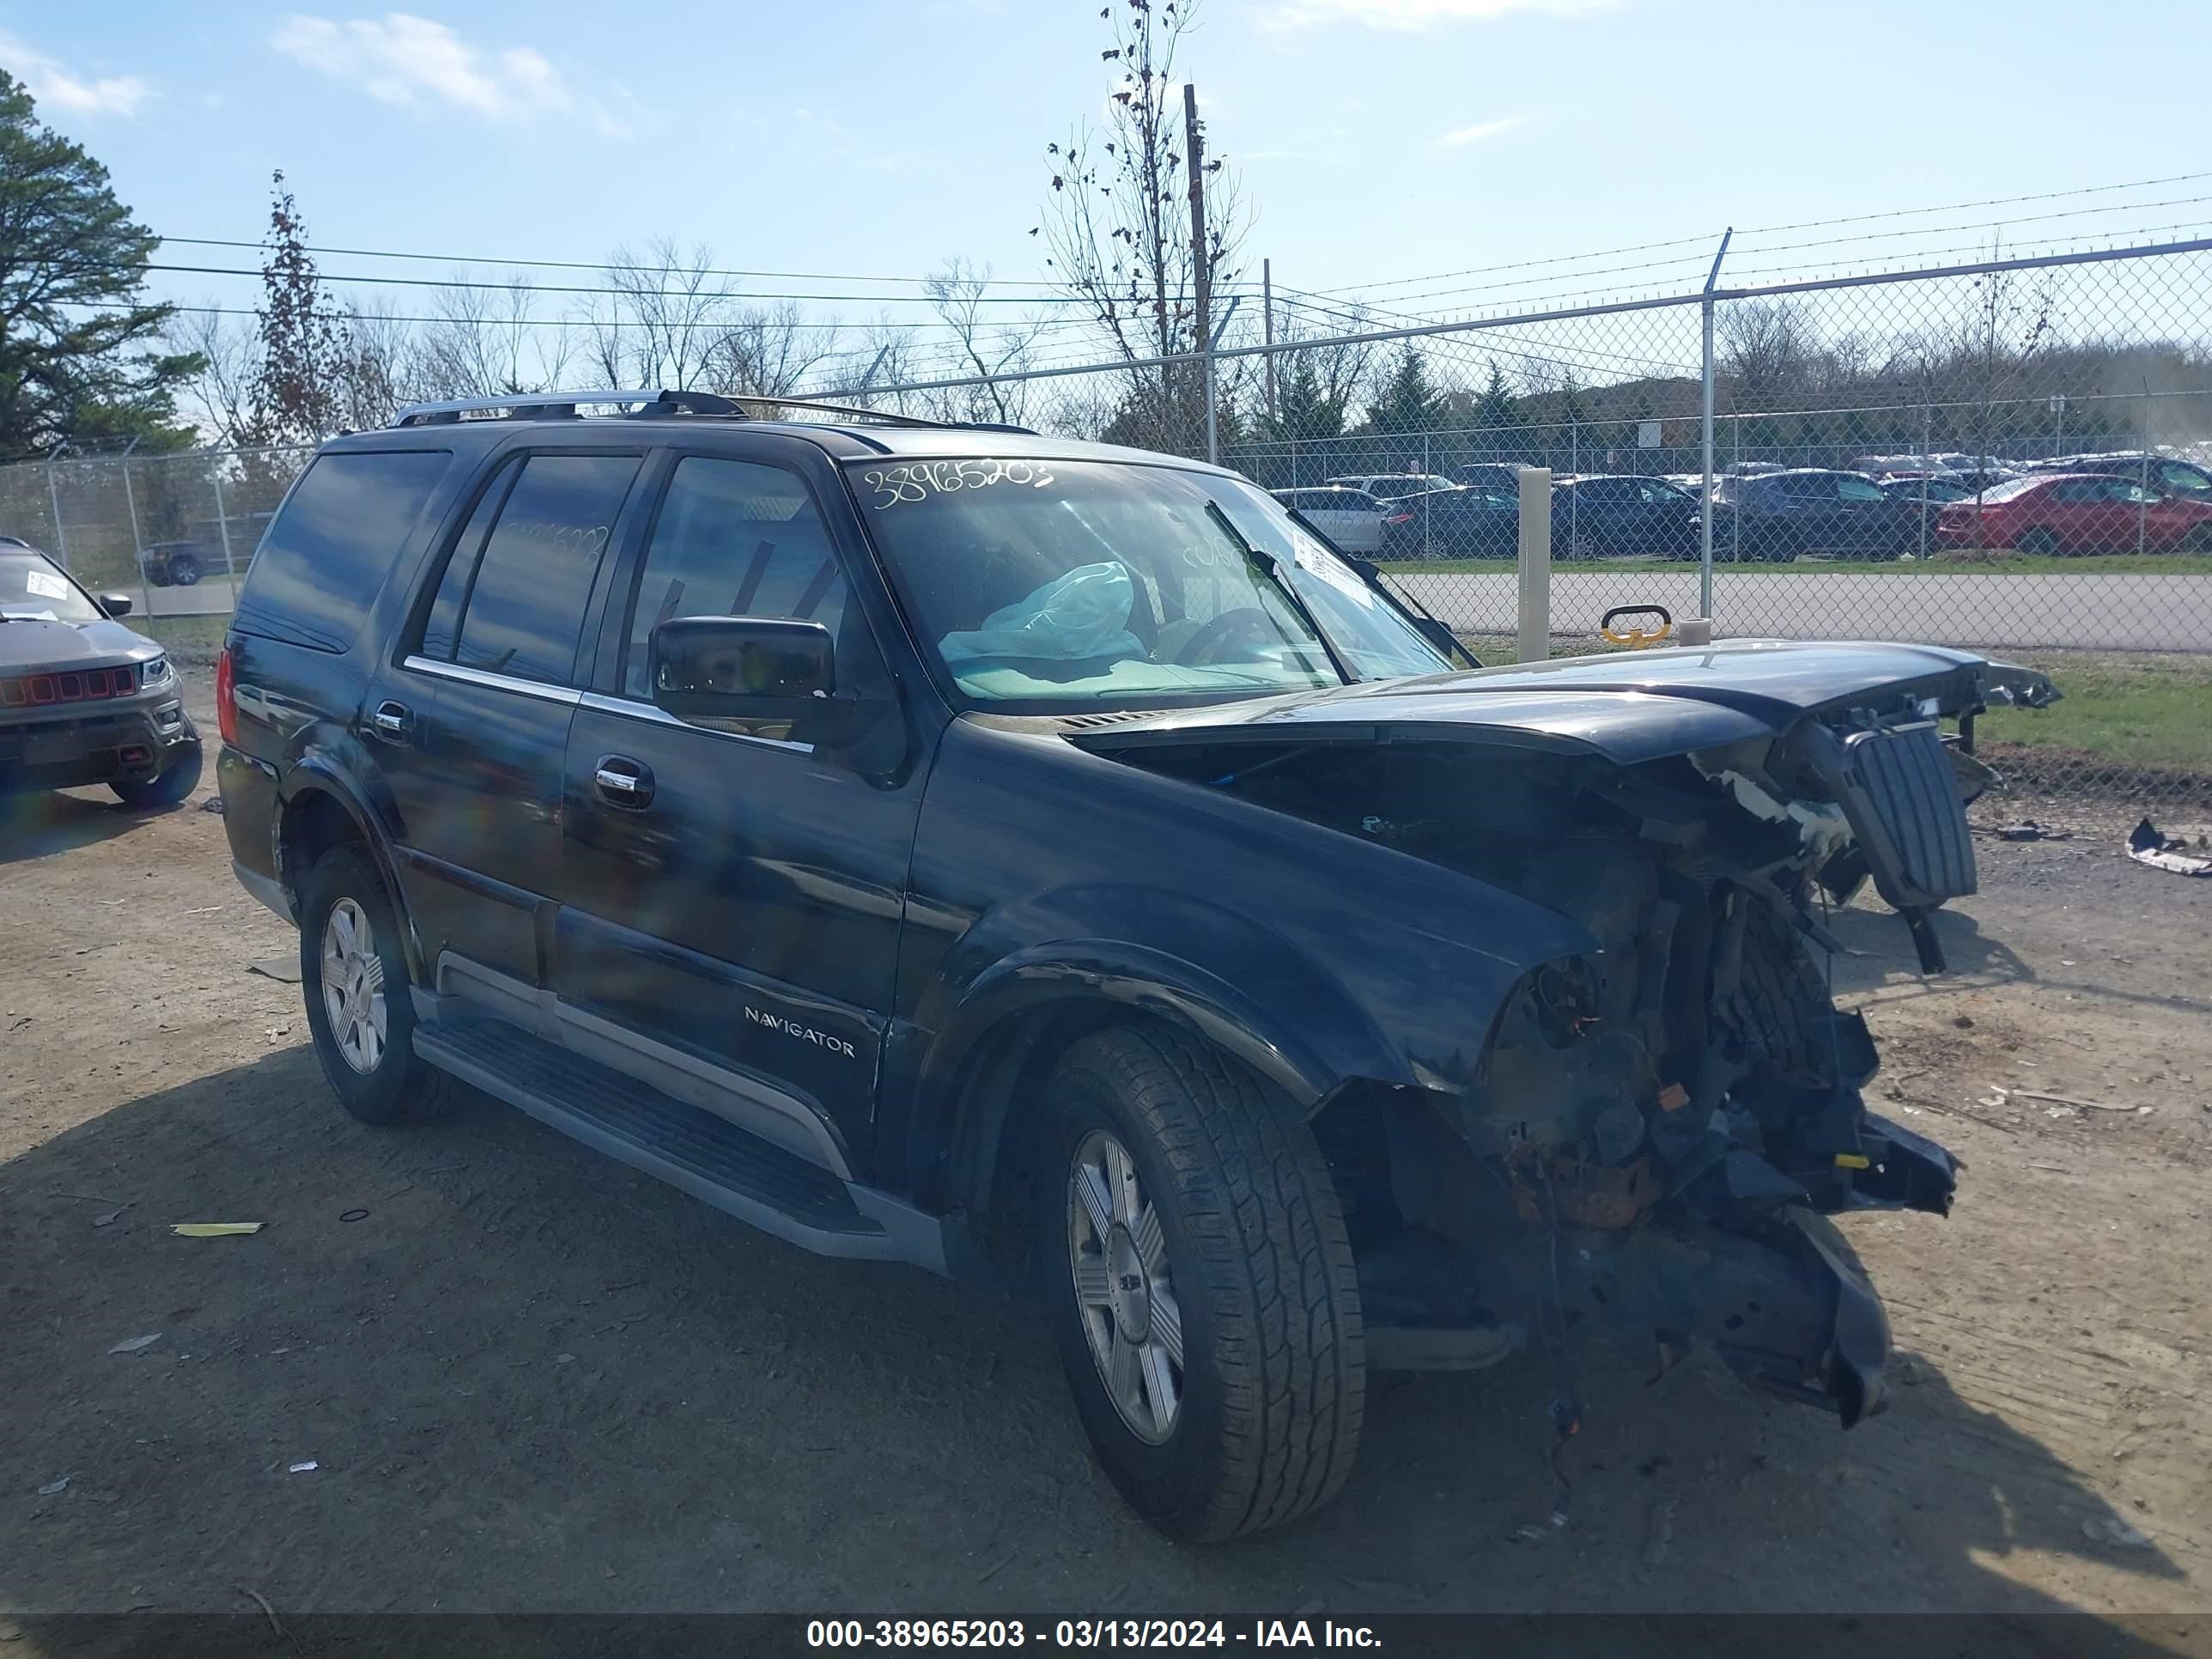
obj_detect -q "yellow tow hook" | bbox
[1600,604,1674,649]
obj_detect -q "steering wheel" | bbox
[1174,606,1275,665]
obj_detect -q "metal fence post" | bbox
[1698,229,1732,624]
[46,462,68,570]
[210,454,237,582]
[1516,465,1552,664]
[119,458,155,620]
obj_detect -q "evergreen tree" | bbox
[1262,354,1348,441]
[1363,344,1447,438]
[0,70,198,459]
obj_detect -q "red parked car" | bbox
[1936,472,2212,554]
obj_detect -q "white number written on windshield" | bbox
[860,459,1055,508]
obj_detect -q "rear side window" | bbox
[451,453,641,684]
[235,450,453,652]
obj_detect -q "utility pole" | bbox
[1183,82,1210,453]
[1262,258,1276,427]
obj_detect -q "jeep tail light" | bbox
[216,646,238,745]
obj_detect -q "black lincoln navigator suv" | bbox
[217,390,2051,1540]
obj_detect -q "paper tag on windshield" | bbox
[1290,526,1379,608]
[25,569,68,600]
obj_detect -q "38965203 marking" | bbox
[804,1618,1238,1648]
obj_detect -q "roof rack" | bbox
[388,387,1035,435]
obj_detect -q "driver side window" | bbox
[623,457,849,700]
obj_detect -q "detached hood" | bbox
[1066,641,2049,767]
[0,617,161,674]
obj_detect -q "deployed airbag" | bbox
[939,562,1145,671]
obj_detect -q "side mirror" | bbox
[98,593,133,617]
[649,616,879,744]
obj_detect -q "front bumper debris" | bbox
[1542,1205,1891,1425]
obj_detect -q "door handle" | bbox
[368,700,412,742]
[593,756,654,808]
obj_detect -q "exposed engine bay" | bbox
[1091,664,2047,1427]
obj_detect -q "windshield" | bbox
[850,459,1452,708]
[0,550,102,623]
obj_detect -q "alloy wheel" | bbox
[319,896,387,1075]
[1068,1128,1185,1443]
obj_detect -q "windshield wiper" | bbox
[1202,502,1355,685]
[1283,507,1477,671]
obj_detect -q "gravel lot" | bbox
[3,667,2208,1623]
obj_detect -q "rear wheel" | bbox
[1038,1024,1364,1541]
[2017,526,2059,555]
[299,845,464,1126]
[2184,523,2212,554]
[110,740,202,809]
[168,552,203,586]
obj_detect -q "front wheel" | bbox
[110,740,203,809]
[2017,526,2060,555]
[2183,523,2212,553]
[1039,1025,1365,1541]
[168,553,203,586]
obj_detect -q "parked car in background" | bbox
[2024,452,2212,501]
[1694,468,1923,562]
[0,541,202,805]
[1327,472,1459,500]
[1271,486,1384,555]
[1936,473,2212,555]
[140,539,217,587]
[1449,462,1522,490]
[1552,474,1699,560]
[1879,475,1974,552]
[1379,484,1519,561]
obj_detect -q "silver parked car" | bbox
[1272,485,1385,555]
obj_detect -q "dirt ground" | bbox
[3,665,2209,1623]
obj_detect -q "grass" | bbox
[1976,651,2212,775]
[139,613,231,658]
[1395,553,2212,577]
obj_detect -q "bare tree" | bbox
[922,258,1048,425]
[1034,0,1245,449]
[576,238,735,391]
[168,308,262,447]
[1719,298,1815,404]
[412,275,570,400]
[711,300,841,398]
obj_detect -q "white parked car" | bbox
[1271,485,1385,555]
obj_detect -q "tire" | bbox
[110,739,203,809]
[1038,1024,1364,1542]
[168,553,202,586]
[298,844,464,1127]
[1565,528,1598,562]
[2184,524,2212,554]
[147,568,172,588]
[2017,526,2059,555]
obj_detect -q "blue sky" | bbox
[8,0,2209,382]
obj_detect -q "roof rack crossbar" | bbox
[389,387,1038,437]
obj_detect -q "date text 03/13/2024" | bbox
[805,1620,1382,1649]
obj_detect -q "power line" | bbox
[157,237,1056,288]
[73,299,1121,339]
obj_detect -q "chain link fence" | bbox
[0,444,313,629]
[844,237,2212,812]
[5,240,2204,811]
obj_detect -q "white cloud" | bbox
[1265,0,1613,28]
[1437,113,1530,146]
[270,13,626,134]
[0,31,150,116]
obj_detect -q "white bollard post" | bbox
[1516,465,1552,664]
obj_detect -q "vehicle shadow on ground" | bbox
[1826,897,2029,1001]
[0,1048,2187,1624]
[0,787,191,867]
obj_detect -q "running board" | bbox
[413,1018,945,1270]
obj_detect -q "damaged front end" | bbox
[1075,644,2045,1427]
